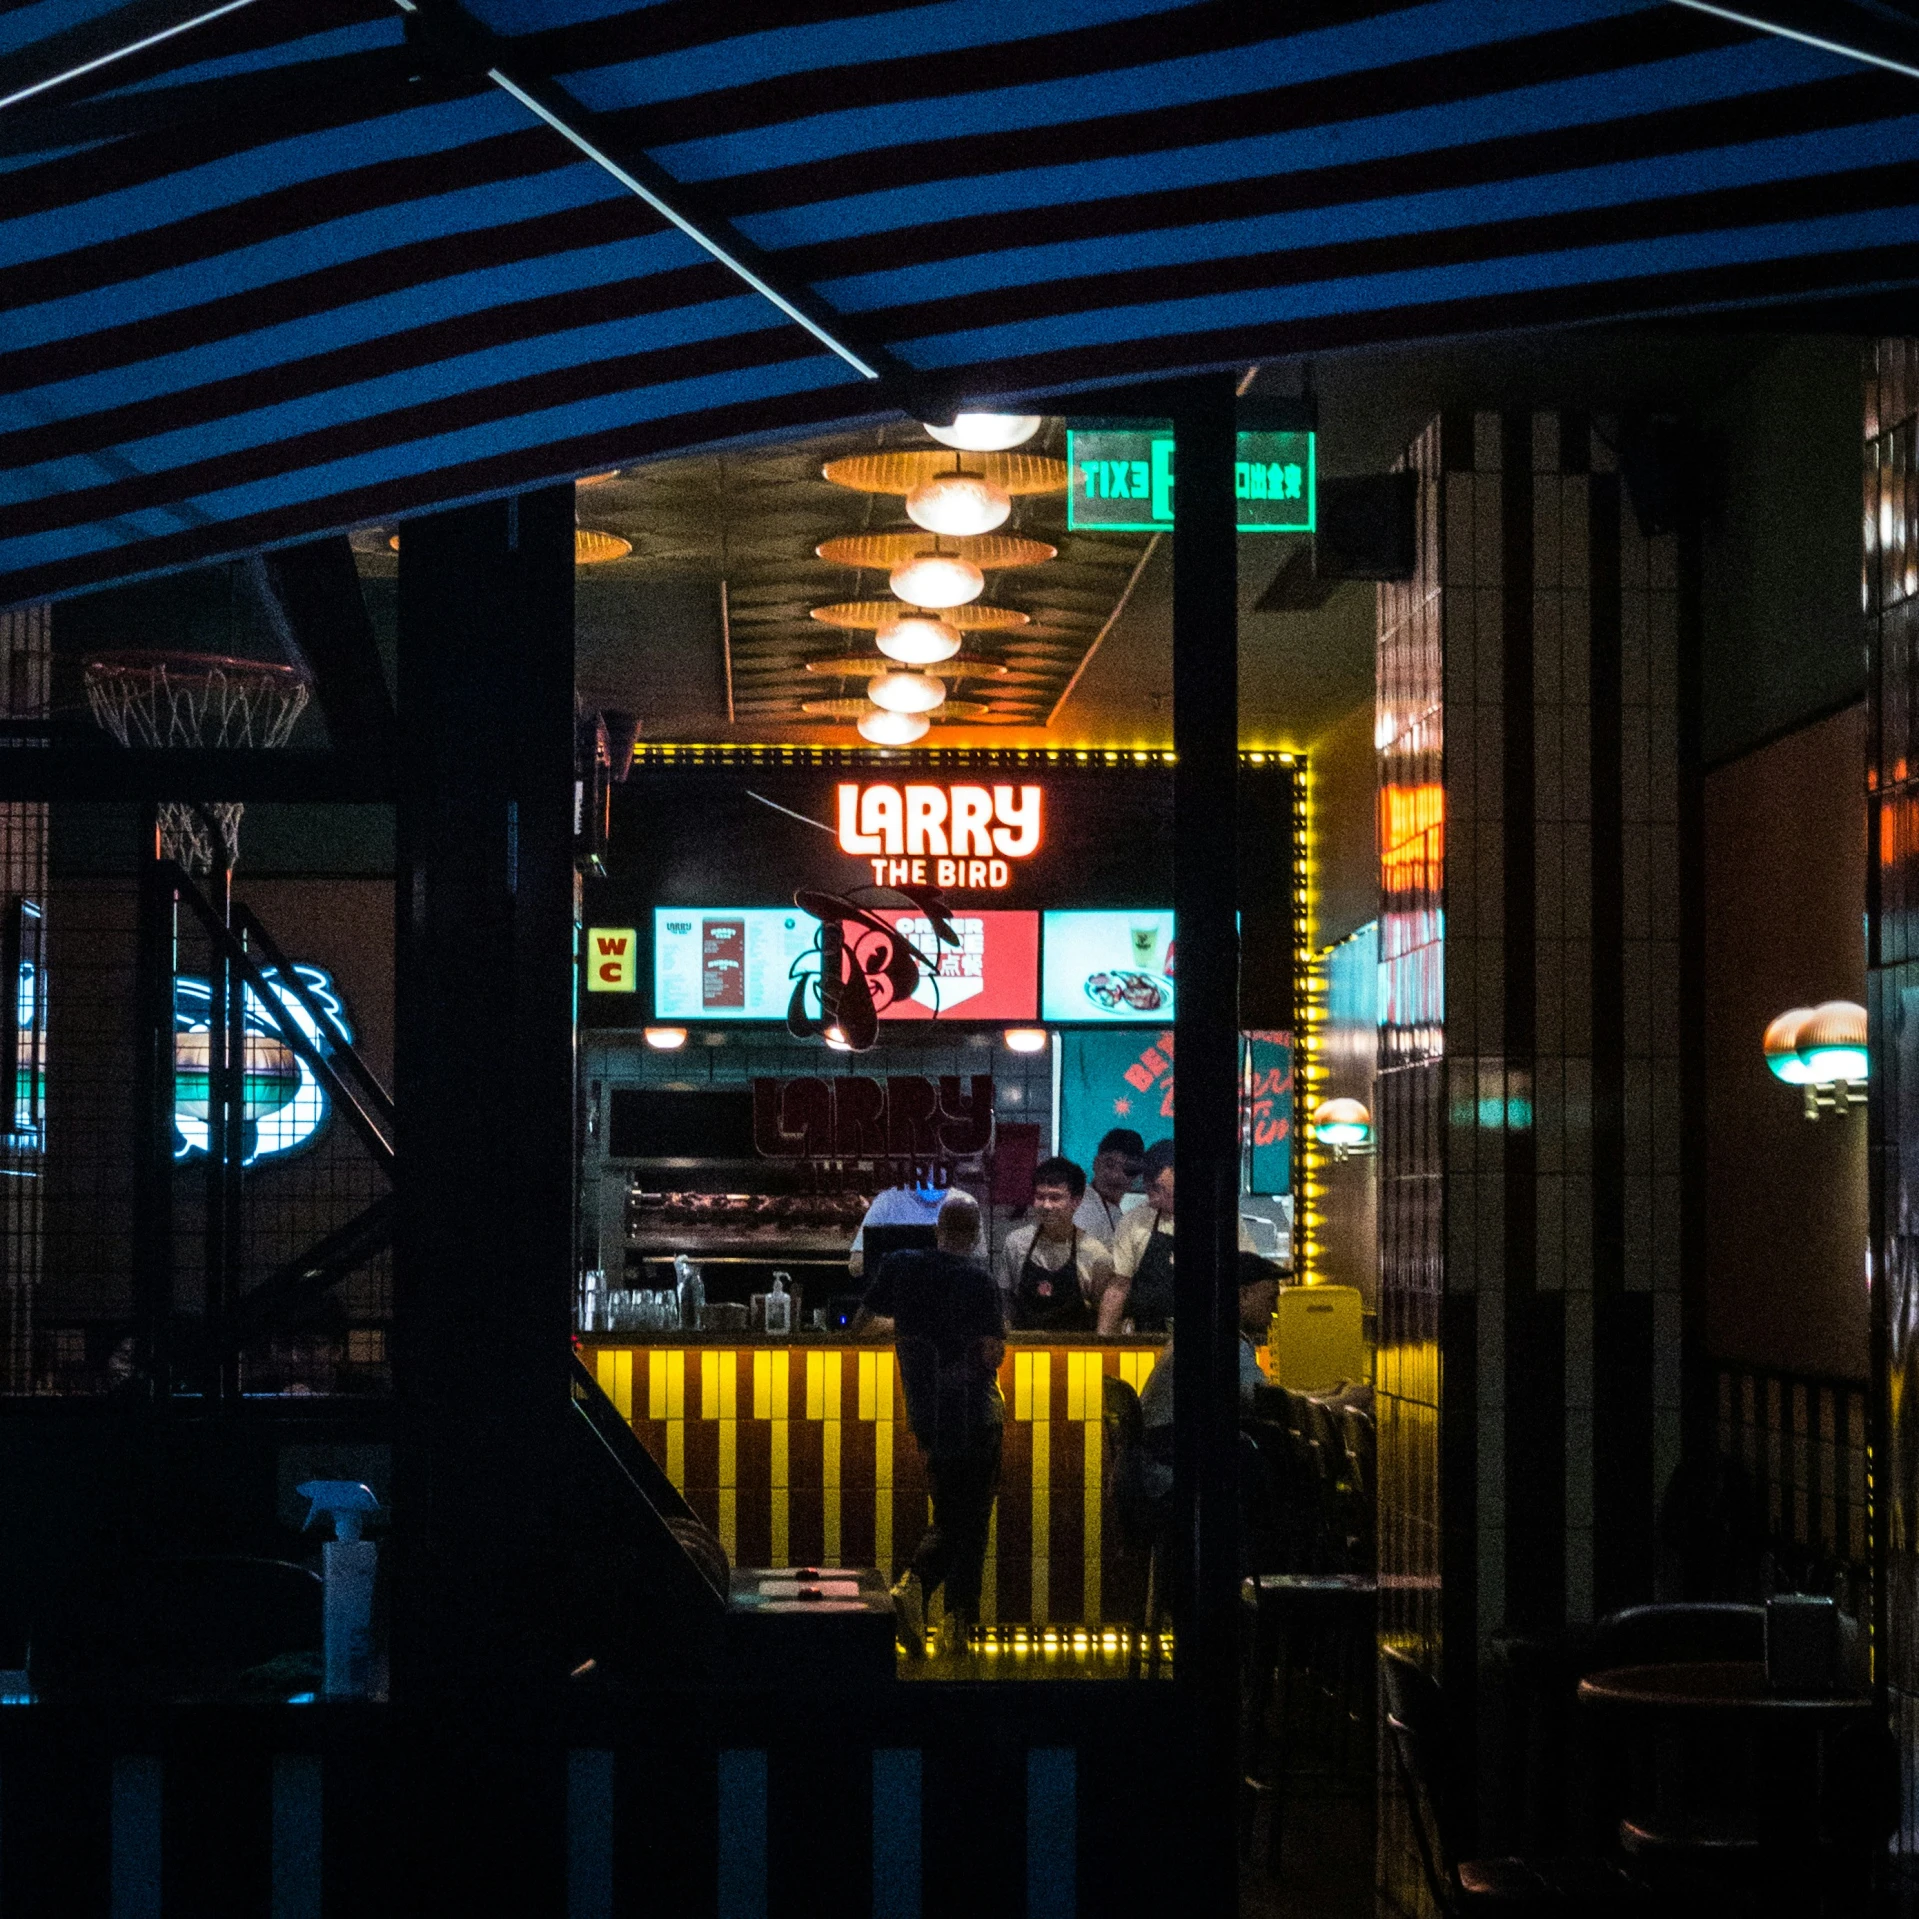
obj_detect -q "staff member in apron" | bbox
[998,1158,1117,1332]
[1107,1137,1179,1333]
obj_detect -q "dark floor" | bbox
[1240,1784,1375,1919]
[1239,1641,1378,1919]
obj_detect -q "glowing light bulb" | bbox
[643,1027,688,1050]
[1003,1028,1048,1054]
[906,472,1011,537]
[875,615,962,665]
[888,553,984,609]
[1764,1009,1818,1084]
[857,708,930,745]
[922,414,1043,452]
[867,669,946,715]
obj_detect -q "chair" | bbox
[1382,1648,1643,1915]
[1590,1601,1763,1670]
[30,1555,323,1701]
[1238,1419,1376,1873]
[1587,1603,1765,1876]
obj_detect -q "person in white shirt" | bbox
[848,1177,949,1278]
[1072,1127,1144,1248]
[1107,1138,1178,1333]
[998,1158,1118,1333]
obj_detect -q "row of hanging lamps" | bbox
[813,416,1059,736]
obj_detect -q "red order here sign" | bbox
[842,910,1039,1021]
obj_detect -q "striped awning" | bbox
[4,0,1918,609]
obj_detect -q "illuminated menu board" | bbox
[653,907,1041,1022]
[1041,910,1176,1022]
[652,909,817,1020]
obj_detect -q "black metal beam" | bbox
[1170,374,1242,1916]
[391,485,577,1902]
[229,1194,395,1338]
[261,536,399,758]
[0,747,395,802]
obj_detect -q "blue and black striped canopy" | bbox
[3,0,1917,609]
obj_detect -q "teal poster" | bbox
[1059,1028,1175,1172]
[1243,1031,1293,1196]
[1058,1028,1292,1194]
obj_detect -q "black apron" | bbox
[1126,1215,1176,1332]
[1013,1228,1094,1333]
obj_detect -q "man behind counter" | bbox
[853,1191,1005,1658]
[998,1157,1119,1333]
[1107,1137,1179,1333]
[1073,1127,1145,1247]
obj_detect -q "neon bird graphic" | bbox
[172,964,353,1165]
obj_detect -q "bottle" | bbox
[675,1254,704,1332]
[298,1480,381,1700]
[765,1273,792,1337]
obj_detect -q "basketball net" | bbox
[82,653,311,875]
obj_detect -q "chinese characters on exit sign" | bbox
[1065,426,1316,534]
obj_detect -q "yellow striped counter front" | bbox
[581,1334,1163,1631]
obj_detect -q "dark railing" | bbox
[1714,1362,1870,1583]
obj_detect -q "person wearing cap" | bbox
[1073,1127,1145,1248]
[853,1191,1005,1659]
[998,1157,1118,1333]
[1137,1253,1282,1483]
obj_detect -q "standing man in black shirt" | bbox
[854,1190,1005,1657]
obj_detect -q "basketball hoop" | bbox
[82,651,312,875]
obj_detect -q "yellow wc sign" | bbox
[585,927,637,992]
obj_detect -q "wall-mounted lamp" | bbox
[1310,1096,1375,1161]
[1003,1028,1048,1054]
[643,1026,688,1050]
[1764,1000,1868,1119]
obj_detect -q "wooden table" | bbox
[1577,1659,1871,1720]
[1577,1661,1875,1915]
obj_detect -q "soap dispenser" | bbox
[298,1479,381,1700]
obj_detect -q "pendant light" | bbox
[875,614,963,664]
[905,470,1011,537]
[857,709,930,745]
[889,551,985,608]
[923,414,1043,452]
[867,669,947,715]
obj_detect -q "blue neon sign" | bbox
[172,965,353,1165]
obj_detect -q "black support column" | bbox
[1171,375,1241,1913]
[392,489,577,1913]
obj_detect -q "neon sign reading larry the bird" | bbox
[836,783,1042,890]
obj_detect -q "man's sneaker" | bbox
[890,1572,926,1657]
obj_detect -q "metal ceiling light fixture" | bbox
[923,415,1044,452]
[867,670,947,715]
[1765,1000,1870,1119]
[905,470,1012,537]
[875,615,963,664]
[887,552,985,608]
[857,709,930,745]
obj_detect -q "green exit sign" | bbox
[1066,427,1316,534]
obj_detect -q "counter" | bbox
[580,1333,1163,1632]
